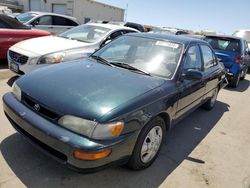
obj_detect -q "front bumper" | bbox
[3,92,138,171]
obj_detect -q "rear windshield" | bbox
[205,36,241,52]
[233,31,250,43]
[16,12,38,23]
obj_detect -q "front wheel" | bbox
[202,87,218,110]
[127,116,166,170]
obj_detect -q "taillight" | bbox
[235,54,242,64]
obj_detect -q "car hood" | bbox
[13,36,94,55]
[17,59,165,121]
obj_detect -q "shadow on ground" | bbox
[0,101,229,188]
[7,75,20,87]
[225,78,250,92]
[0,59,8,69]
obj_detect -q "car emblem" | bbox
[34,104,40,111]
[12,53,21,61]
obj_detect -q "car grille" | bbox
[9,50,28,64]
[22,93,60,120]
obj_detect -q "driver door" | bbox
[175,44,206,119]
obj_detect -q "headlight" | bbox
[39,52,65,64]
[12,82,21,101]
[58,115,124,140]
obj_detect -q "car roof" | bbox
[27,11,77,21]
[125,32,206,46]
[0,14,30,29]
[86,22,139,32]
[205,34,242,41]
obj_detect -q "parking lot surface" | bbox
[0,69,250,188]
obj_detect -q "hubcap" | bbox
[140,126,163,163]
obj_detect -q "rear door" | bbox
[175,44,206,119]
[51,16,78,34]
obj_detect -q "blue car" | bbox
[204,35,250,87]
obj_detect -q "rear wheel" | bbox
[127,116,166,170]
[202,87,218,110]
[230,73,240,88]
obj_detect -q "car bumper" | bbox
[7,47,41,75]
[3,92,138,172]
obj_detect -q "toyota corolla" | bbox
[3,33,227,171]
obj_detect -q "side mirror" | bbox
[104,39,111,45]
[183,69,203,80]
[101,39,111,48]
[31,20,38,27]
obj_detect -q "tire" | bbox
[230,73,240,88]
[202,87,218,111]
[127,116,166,170]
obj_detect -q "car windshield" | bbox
[233,31,250,43]
[93,35,183,79]
[205,36,241,52]
[16,12,38,23]
[60,24,111,43]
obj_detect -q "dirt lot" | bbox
[0,68,250,188]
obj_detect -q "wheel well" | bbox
[158,112,171,131]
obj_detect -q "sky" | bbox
[97,0,249,34]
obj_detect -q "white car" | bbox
[8,23,138,75]
[15,11,79,34]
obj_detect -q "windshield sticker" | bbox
[155,41,179,48]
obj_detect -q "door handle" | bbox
[48,26,53,29]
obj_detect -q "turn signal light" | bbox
[111,122,124,136]
[73,149,112,160]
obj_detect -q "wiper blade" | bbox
[110,62,151,76]
[91,55,113,66]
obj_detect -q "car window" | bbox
[200,45,216,69]
[245,40,249,52]
[16,12,38,23]
[101,43,130,60]
[36,16,53,25]
[52,16,78,26]
[94,35,183,79]
[122,30,137,34]
[183,45,202,71]
[60,24,110,43]
[109,31,123,40]
[204,36,241,52]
